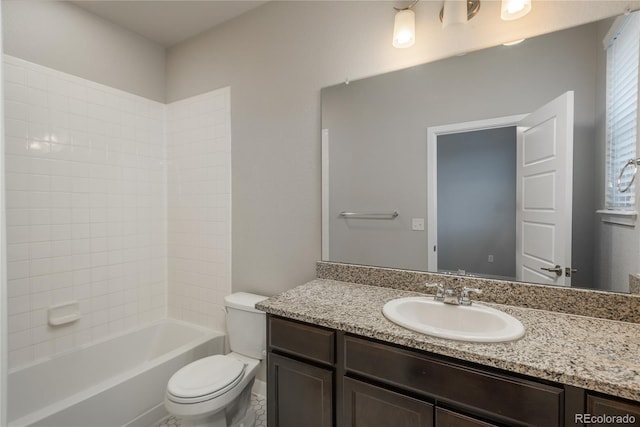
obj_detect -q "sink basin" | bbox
[382,297,525,342]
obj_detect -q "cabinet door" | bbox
[268,353,333,427]
[586,394,640,426]
[343,377,434,427]
[436,408,498,427]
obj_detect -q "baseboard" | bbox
[252,379,266,398]
[123,402,168,427]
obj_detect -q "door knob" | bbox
[541,265,563,277]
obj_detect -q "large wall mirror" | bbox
[321,11,640,293]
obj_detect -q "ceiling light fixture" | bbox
[501,0,531,20]
[440,0,481,27]
[393,0,418,48]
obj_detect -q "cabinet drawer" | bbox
[269,316,336,365]
[344,335,563,426]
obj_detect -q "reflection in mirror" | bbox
[436,127,517,281]
[321,12,640,293]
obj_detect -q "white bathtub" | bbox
[7,319,224,427]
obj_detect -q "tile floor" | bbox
[153,393,266,427]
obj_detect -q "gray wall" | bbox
[437,128,516,278]
[2,1,166,102]
[323,22,598,287]
[593,17,640,292]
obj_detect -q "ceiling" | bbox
[71,1,267,48]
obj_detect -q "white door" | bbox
[516,91,574,286]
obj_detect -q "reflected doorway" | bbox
[437,127,517,280]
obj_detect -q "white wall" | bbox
[3,56,167,369]
[166,88,232,330]
[166,0,639,296]
[2,0,166,102]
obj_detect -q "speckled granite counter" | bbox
[256,279,640,402]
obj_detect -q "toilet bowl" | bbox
[164,293,268,427]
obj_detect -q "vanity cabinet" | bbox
[266,315,639,427]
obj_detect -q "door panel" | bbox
[523,173,555,209]
[522,117,557,164]
[522,222,555,262]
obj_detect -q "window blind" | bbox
[606,12,640,208]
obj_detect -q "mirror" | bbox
[321,13,639,293]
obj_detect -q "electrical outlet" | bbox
[412,218,425,231]
[488,255,494,263]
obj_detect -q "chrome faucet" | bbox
[459,287,482,305]
[443,287,459,305]
[424,283,482,306]
[423,283,445,302]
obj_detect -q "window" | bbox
[605,11,640,209]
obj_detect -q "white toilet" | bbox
[165,292,269,427]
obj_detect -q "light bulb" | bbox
[501,0,531,21]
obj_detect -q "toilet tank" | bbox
[224,292,269,360]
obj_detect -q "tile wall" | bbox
[3,55,167,368]
[166,89,232,330]
[3,55,233,369]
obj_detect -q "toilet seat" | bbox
[167,355,246,404]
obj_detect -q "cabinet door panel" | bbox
[268,353,333,427]
[586,394,640,426]
[436,408,498,427]
[343,377,433,427]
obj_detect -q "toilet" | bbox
[165,292,269,427]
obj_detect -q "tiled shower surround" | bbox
[3,55,231,368]
[166,89,231,328]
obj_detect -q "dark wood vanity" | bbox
[266,315,640,427]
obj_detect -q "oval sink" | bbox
[382,297,525,342]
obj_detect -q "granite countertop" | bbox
[256,279,640,402]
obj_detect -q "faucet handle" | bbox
[424,283,445,301]
[460,287,482,306]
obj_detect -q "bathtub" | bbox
[7,319,224,427]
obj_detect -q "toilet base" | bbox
[180,411,227,427]
[234,409,256,427]
[173,377,255,427]
[179,408,255,427]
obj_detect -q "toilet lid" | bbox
[167,355,246,401]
